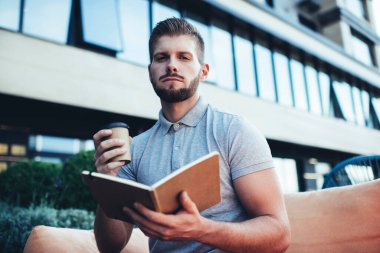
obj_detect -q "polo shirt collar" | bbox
[158,97,208,135]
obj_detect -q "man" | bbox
[93,18,290,253]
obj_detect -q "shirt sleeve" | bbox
[227,116,274,180]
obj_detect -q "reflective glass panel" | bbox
[152,1,180,29]
[315,162,331,189]
[290,59,308,111]
[0,143,8,155]
[361,90,371,126]
[35,135,80,154]
[318,71,331,116]
[273,51,292,106]
[332,81,356,123]
[81,0,122,50]
[11,144,26,156]
[117,0,150,65]
[234,35,256,96]
[211,25,235,90]
[372,97,380,125]
[371,0,380,35]
[273,158,299,193]
[0,162,7,172]
[23,0,72,43]
[186,18,215,82]
[351,33,373,66]
[344,0,366,19]
[0,0,20,31]
[305,65,322,115]
[255,43,275,101]
[352,86,366,126]
[35,156,62,163]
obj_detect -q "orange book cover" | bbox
[82,152,221,223]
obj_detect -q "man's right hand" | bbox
[93,129,127,176]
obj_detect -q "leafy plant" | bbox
[58,150,97,211]
[0,201,95,253]
[0,161,62,207]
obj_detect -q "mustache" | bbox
[159,73,185,81]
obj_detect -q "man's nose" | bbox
[166,58,178,73]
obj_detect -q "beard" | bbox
[151,72,201,103]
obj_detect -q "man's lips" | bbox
[161,77,184,82]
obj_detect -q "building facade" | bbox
[0,0,380,192]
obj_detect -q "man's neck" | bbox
[161,94,199,123]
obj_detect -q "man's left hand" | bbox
[123,191,208,241]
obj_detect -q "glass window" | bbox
[117,0,150,65]
[35,135,80,154]
[371,0,380,35]
[186,18,216,82]
[315,162,331,189]
[84,140,95,151]
[273,51,292,107]
[234,35,257,96]
[361,90,371,126]
[0,143,8,154]
[152,1,180,29]
[273,158,299,193]
[290,59,308,111]
[318,71,331,116]
[304,159,331,190]
[351,33,373,66]
[352,86,366,126]
[0,162,7,173]
[81,0,122,50]
[11,144,26,156]
[0,0,20,31]
[344,0,366,19]
[305,65,322,115]
[23,0,72,44]
[332,81,356,123]
[255,43,276,101]
[34,156,62,163]
[211,25,235,90]
[372,97,380,125]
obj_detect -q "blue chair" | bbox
[322,155,380,189]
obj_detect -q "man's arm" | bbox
[124,168,290,253]
[94,206,134,253]
[92,129,135,253]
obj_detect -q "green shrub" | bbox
[0,201,95,253]
[0,161,62,207]
[0,151,98,211]
[57,150,97,211]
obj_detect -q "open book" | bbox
[82,152,221,223]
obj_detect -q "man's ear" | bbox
[148,64,153,82]
[200,63,209,81]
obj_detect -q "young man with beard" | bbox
[93,18,290,253]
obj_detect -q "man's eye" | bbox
[179,55,190,60]
[155,56,167,61]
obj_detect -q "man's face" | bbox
[148,35,208,103]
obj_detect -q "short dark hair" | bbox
[149,17,205,64]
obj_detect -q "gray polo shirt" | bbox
[118,97,274,253]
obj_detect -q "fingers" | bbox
[180,192,198,214]
[96,161,125,176]
[93,129,128,175]
[93,129,112,148]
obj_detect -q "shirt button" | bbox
[174,123,180,130]
[174,146,179,150]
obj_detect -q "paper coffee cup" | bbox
[105,122,131,164]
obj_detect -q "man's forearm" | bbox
[94,206,133,253]
[198,215,290,253]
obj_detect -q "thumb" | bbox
[180,191,198,213]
